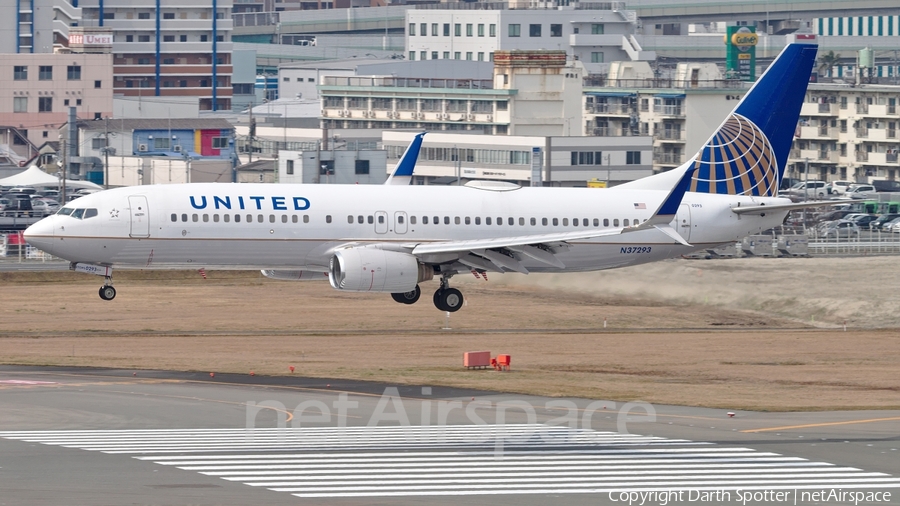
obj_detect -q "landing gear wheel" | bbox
[99,285,116,301]
[434,288,463,312]
[391,285,421,304]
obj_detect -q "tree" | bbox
[818,51,842,78]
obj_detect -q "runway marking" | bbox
[2,425,899,498]
[742,416,900,433]
[0,380,57,385]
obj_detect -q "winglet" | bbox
[385,132,426,186]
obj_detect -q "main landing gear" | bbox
[99,276,116,301]
[389,276,465,312]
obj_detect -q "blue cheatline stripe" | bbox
[155,0,160,96]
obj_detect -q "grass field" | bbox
[0,257,898,410]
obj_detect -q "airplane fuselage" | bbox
[26,183,788,273]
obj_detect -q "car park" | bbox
[885,217,900,233]
[869,214,900,231]
[846,184,877,199]
[821,220,860,239]
[821,180,853,197]
[849,214,879,229]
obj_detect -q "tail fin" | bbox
[688,42,817,197]
[384,132,425,186]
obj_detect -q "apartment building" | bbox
[406,4,654,74]
[1,0,81,54]
[77,0,234,111]
[793,83,900,183]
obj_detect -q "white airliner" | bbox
[25,42,818,312]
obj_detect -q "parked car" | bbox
[822,180,853,197]
[884,217,900,233]
[9,186,36,195]
[869,214,900,231]
[33,198,60,213]
[821,220,860,239]
[849,214,879,229]
[816,209,854,222]
[30,200,54,214]
[779,181,828,200]
[846,184,877,199]
[872,179,900,193]
[0,197,10,211]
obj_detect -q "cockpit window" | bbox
[58,207,74,216]
[60,207,98,219]
[71,209,85,219]
[83,208,98,219]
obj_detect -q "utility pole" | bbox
[248,105,255,164]
[103,116,110,189]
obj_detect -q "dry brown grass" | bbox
[1,264,898,411]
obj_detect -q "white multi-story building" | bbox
[406,4,655,74]
[77,0,234,111]
[0,0,81,54]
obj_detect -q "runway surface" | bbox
[0,366,898,506]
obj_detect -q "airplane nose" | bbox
[23,217,55,255]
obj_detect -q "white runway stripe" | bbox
[3,424,899,499]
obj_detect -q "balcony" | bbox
[800,102,836,116]
[653,130,685,142]
[652,104,683,116]
[816,151,838,163]
[856,127,869,138]
[798,125,837,139]
[585,103,631,115]
[865,152,899,165]
[590,127,640,137]
[856,103,869,114]
[653,152,683,165]
[856,151,869,162]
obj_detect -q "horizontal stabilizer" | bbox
[731,200,846,215]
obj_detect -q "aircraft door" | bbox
[394,211,408,234]
[374,211,388,234]
[675,204,691,243]
[128,195,150,238]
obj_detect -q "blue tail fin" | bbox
[688,42,817,197]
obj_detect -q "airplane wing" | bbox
[731,200,847,215]
[384,132,425,186]
[408,162,698,272]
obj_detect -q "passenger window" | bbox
[593,218,599,226]
[269,215,275,223]
[410,216,417,225]
[563,218,569,226]
[542,218,548,226]
[624,219,629,226]
[399,215,405,224]
[303,215,309,223]
[509,217,514,226]
[247,214,252,223]
[213,214,220,222]
[497,217,502,225]
[258,214,264,223]
[235,214,241,223]
[223,214,230,223]
[203,214,209,222]
[358,215,364,224]
[326,215,332,223]
[583,218,588,227]
[170,213,177,222]
[433,216,438,224]
[613,219,619,227]
[192,214,198,222]
[530,217,535,226]
[423,216,429,225]
[486,217,492,225]
[519,217,524,226]
[454,217,460,225]
[572,218,578,227]
[603,219,609,227]
[291,215,298,223]
[552,218,558,226]
[378,215,385,224]
[84,209,98,219]
[444,216,450,225]
[281,215,287,223]
[347,215,354,224]
[465,217,471,225]
[475,217,481,225]
[368,216,374,224]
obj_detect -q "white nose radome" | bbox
[23,216,56,255]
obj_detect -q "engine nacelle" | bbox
[260,270,328,281]
[329,248,432,292]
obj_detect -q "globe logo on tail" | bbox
[688,113,778,197]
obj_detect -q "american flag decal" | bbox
[634,203,646,209]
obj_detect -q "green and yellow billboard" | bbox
[725,26,758,82]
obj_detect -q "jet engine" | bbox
[329,248,432,292]
[260,270,328,281]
